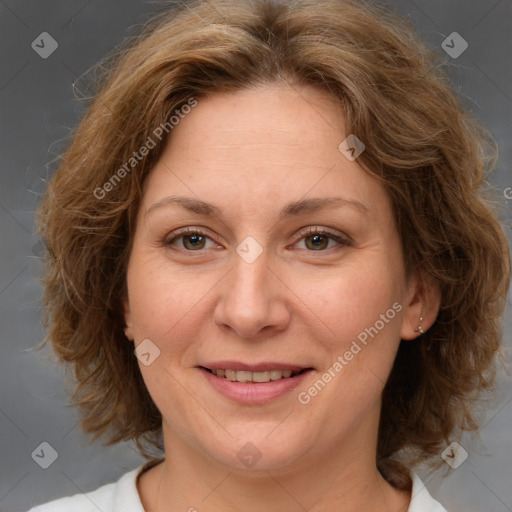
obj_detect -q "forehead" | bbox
[162,83,345,159]
[141,84,392,223]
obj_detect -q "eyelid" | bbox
[295,226,351,243]
[166,226,215,240]
[164,226,220,247]
[164,225,351,251]
[290,226,352,250]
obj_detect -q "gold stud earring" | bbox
[414,316,424,334]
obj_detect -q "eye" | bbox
[164,226,351,253]
[294,227,351,251]
[164,228,218,251]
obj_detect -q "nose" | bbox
[213,247,292,339]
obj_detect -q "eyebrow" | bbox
[146,195,370,219]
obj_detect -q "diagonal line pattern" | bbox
[406,0,441,29]
[202,0,235,26]
[265,471,308,511]
[157,160,239,241]
[283,77,341,135]
[200,470,233,503]
[366,366,386,385]
[0,203,31,234]
[12,2,510,512]
[0,61,29,92]
[60,421,78,440]
[0,407,29,438]
[264,408,295,439]
[0,0,29,29]
[471,396,512,438]
[61,0,93,30]
[0,472,29,503]
[472,0,503,30]
[470,469,512,511]
[258,162,339,250]
[59,60,114,114]
[265,265,337,337]
[469,57,512,105]
[60,470,108,512]
[0,266,28,297]
[162,266,234,339]
[60,58,133,128]
[162,366,234,438]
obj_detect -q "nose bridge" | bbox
[229,233,270,295]
[214,239,290,338]
[232,244,269,299]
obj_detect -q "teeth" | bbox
[252,371,271,383]
[236,371,252,382]
[211,368,301,382]
[225,369,236,381]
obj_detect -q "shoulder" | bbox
[408,472,448,512]
[26,463,149,512]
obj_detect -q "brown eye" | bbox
[304,233,330,250]
[181,233,206,250]
[295,228,350,252]
[165,229,216,251]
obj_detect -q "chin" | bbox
[198,425,315,473]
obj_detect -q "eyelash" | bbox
[164,226,351,253]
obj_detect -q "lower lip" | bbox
[200,367,313,404]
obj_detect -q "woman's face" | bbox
[124,83,422,473]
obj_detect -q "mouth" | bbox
[201,367,311,383]
[198,362,315,403]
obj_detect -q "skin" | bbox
[123,82,441,512]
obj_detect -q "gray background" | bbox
[0,1,511,511]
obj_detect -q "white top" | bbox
[27,462,447,512]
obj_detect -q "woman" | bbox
[28,0,510,510]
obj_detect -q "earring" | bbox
[414,316,424,334]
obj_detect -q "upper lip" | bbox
[199,361,312,372]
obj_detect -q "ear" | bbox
[400,269,441,340]
[123,297,134,342]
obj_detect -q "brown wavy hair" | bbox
[36,0,510,489]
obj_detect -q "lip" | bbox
[198,364,314,404]
[200,361,308,372]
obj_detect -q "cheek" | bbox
[293,263,404,426]
[129,249,195,316]
[126,254,213,354]
[299,258,403,354]
[126,257,210,415]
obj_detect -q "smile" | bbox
[203,368,307,382]
[199,364,314,403]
